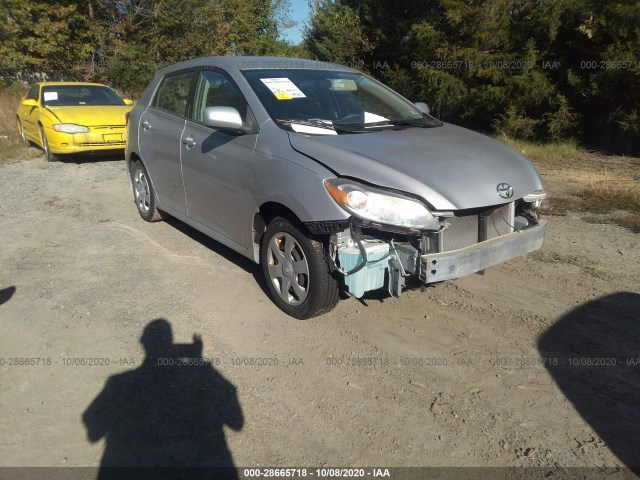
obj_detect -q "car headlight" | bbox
[523,189,546,210]
[52,124,90,133]
[324,178,439,230]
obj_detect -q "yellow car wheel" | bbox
[39,125,58,162]
[17,119,29,146]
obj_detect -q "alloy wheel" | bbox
[134,169,151,214]
[266,232,310,306]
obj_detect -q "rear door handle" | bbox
[182,136,196,148]
[141,120,151,131]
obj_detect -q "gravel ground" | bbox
[0,153,639,479]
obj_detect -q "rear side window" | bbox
[154,71,195,117]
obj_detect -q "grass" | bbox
[552,182,640,233]
[499,135,585,165]
[0,88,24,163]
[0,86,41,164]
[0,87,25,142]
[576,184,640,214]
[498,135,640,233]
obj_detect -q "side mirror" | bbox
[203,106,245,132]
[123,99,134,106]
[414,102,430,115]
[22,99,37,107]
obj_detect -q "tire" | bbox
[17,119,28,146]
[39,125,58,162]
[261,217,339,319]
[131,161,165,222]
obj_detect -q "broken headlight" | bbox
[523,189,546,210]
[521,189,546,221]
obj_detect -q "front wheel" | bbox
[39,125,58,162]
[261,217,339,319]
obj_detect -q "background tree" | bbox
[303,0,639,153]
[0,0,298,94]
[1,0,637,152]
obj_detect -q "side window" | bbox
[154,71,195,117]
[26,85,39,101]
[191,70,248,123]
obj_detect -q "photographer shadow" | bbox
[538,292,640,473]
[83,319,243,480]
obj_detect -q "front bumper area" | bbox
[47,126,126,154]
[420,220,549,283]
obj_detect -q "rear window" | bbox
[154,71,195,117]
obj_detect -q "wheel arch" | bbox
[252,202,309,263]
[127,151,144,176]
[128,153,162,207]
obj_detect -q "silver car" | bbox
[126,56,548,319]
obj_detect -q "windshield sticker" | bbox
[330,79,357,91]
[290,123,338,135]
[364,111,389,123]
[43,91,58,102]
[260,78,306,100]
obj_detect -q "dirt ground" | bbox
[0,151,639,479]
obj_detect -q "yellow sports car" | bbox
[16,82,134,161]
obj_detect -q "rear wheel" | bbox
[39,125,58,162]
[261,217,339,319]
[131,161,165,222]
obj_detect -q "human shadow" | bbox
[0,286,16,306]
[83,319,243,480]
[538,292,640,473]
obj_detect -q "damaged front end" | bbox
[309,180,549,299]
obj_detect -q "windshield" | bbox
[242,69,442,133]
[41,85,126,107]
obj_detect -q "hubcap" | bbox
[134,169,151,214]
[266,232,310,306]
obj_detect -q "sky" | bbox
[282,0,311,44]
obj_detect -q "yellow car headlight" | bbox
[53,124,90,134]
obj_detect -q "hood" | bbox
[288,123,544,211]
[45,105,131,127]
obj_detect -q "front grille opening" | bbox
[431,202,515,253]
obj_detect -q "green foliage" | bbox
[0,0,295,94]
[304,0,373,64]
[493,106,541,140]
[303,0,640,153]
[1,0,638,152]
[0,0,90,74]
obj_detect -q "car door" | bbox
[20,84,41,141]
[180,68,258,248]
[138,70,196,215]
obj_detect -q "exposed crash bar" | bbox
[420,221,549,283]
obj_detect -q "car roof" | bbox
[37,82,108,87]
[154,56,359,77]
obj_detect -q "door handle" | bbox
[141,120,151,131]
[182,136,196,148]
